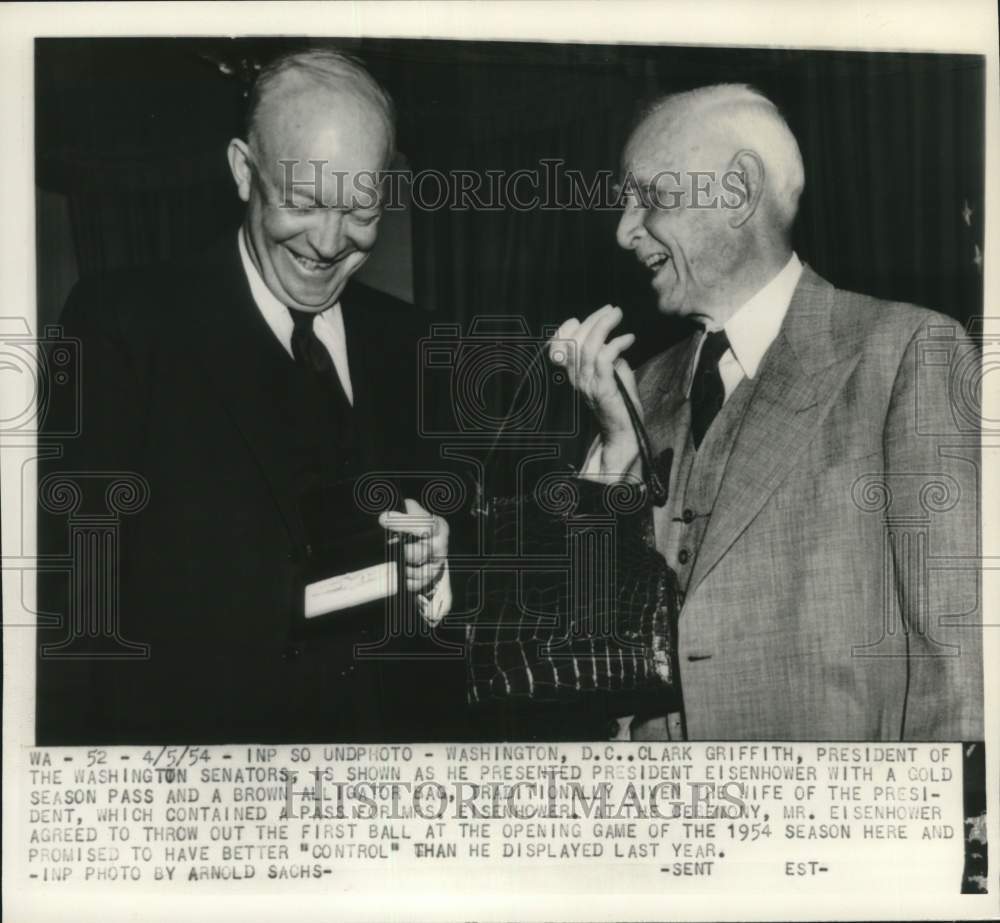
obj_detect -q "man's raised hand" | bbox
[549,305,642,475]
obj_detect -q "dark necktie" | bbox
[690,329,730,449]
[288,308,351,410]
[287,306,357,490]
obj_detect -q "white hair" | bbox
[644,83,805,232]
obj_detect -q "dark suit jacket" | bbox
[37,238,467,745]
[637,267,983,740]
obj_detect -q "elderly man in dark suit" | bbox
[37,48,461,744]
[552,84,983,741]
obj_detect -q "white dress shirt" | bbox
[684,252,803,404]
[236,231,451,623]
[238,230,354,404]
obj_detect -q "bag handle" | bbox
[612,368,668,506]
[476,337,668,510]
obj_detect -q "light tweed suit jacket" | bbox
[637,267,983,741]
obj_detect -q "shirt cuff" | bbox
[416,561,452,625]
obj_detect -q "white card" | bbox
[303,561,398,619]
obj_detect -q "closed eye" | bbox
[350,210,381,226]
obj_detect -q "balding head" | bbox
[617,84,804,323]
[247,48,396,163]
[633,84,804,235]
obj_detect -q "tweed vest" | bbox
[653,373,759,597]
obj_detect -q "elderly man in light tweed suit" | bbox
[551,84,983,741]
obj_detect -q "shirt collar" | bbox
[236,229,339,356]
[684,252,803,396]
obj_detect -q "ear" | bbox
[725,149,765,229]
[227,139,253,203]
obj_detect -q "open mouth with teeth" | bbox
[643,252,671,274]
[285,247,339,275]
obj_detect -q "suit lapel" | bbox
[339,289,374,462]
[184,238,308,549]
[686,268,862,596]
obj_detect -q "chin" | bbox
[655,290,682,316]
[295,291,340,312]
[285,275,342,306]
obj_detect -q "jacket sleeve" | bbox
[882,315,983,741]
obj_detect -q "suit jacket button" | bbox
[282,644,301,662]
[681,508,695,524]
[678,548,691,565]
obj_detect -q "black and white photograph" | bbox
[3,2,997,921]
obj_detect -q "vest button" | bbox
[678,548,691,565]
[282,644,301,662]
[681,508,695,524]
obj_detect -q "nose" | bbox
[307,209,346,259]
[616,205,646,251]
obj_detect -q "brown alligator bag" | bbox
[466,369,680,716]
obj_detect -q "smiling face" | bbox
[229,77,390,313]
[616,113,744,323]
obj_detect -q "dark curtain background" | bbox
[36,38,985,450]
[381,40,984,358]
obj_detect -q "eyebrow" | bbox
[612,177,656,201]
[285,194,383,213]
[288,192,322,207]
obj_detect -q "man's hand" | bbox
[378,498,448,595]
[549,305,642,475]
